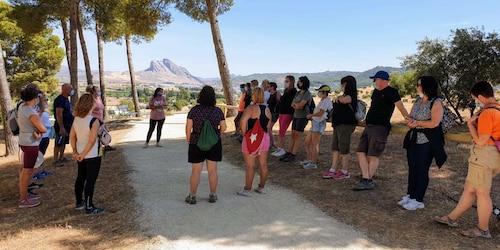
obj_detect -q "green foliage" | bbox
[0,2,65,97]
[119,99,134,111]
[174,0,234,22]
[389,71,417,97]
[402,27,500,122]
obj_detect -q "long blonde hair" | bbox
[73,93,95,118]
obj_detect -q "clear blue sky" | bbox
[70,0,500,78]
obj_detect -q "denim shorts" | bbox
[310,119,327,134]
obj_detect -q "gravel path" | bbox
[123,113,385,249]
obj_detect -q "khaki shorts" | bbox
[356,125,390,157]
[466,144,500,189]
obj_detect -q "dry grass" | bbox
[221,116,500,249]
[0,120,148,249]
[1,103,500,249]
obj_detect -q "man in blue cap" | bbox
[353,70,409,190]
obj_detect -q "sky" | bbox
[65,0,500,78]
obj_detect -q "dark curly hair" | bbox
[197,85,216,106]
[20,87,39,102]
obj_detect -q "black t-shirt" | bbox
[332,91,358,126]
[278,88,297,115]
[53,95,74,129]
[365,86,401,129]
[268,92,279,113]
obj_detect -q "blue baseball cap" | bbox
[369,70,390,81]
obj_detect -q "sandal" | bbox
[461,227,491,238]
[433,215,459,227]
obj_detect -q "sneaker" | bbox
[403,199,425,210]
[75,200,86,211]
[281,154,296,162]
[40,170,53,176]
[18,198,41,208]
[254,186,267,194]
[279,152,289,161]
[185,195,196,204]
[303,163,318,169]
[32,173,45,180]
[272,148,286,157]
[208,193,218,203]
[237,135,243,143]
[230,133,240,138]
[398,194,411,206]
[104,145,116,151]
[60,157,70,163]
[85,207,106,216]
[299,159,311,166]
[333,170,350,180]
[353,180,375,191]
[143,143,148,148]
[28,182,43,190]
[237,189,252,197]
[322,170,336,179]
[54,161,65,167]
[156,143,162,147]
[27,192,41,200]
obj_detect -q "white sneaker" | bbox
[237,189,252,197]
[303,163,318,169]
[398,194,411,206]
[143,143,148,148]
[403,199,425,210]
[254,186,267,194]
[271,148,286,157]
[299,159,311,166]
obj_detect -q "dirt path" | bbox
[122,113,385,249]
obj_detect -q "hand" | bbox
[33,131,42,139]
[467,114,478,126]
[306,114,312,119]
[60,127,67,136]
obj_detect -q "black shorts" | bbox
[291,118,308,132]
[55,126,71,146]
[188,139,222,163]
[357,125,390,157]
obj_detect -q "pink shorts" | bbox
[241,133,270,154]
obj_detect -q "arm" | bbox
[337,94,352,104]
[75,120,99,161]
[185,118,193,143]
[395,100,409,119]
[56,107,66,135]
[265,107,272,132]
[468,113,493,146]
[29,114,47,139]
[70,125,78,159]
[307,109,325,119]
[239,105,254,135]
[219,120,227,134]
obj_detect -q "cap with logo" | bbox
[369,70,390,81]
[315,85,331,93]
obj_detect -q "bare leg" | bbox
[304,132,312,161]
[278,136,285,149]
[243,153,255,190]
[269,122,276,148]
[367,156,379,179]
[189,162,203,196]
[311,133,321,164]
[257,153,268,187]
[476,187,492,230]
[19,168,34,200]
[448,182,477,221]
[291,131,303,155]
[357,152,369,178]
[331,151,340,169]
[205,160,218,194]
[340,153,351,171]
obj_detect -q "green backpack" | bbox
[197,119,218,151]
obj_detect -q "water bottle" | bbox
[57,135,63,146]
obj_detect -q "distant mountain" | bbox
[227,66,405,89]
[56,58,204,86]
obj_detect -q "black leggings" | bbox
[74,157,102,209]
[146,119,165,143]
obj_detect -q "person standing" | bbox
[185,86,226,204]
[71,93,105,215]
[233,83,248,138]
[18,86,47,208]
[144,88,168,148]
[262,79,271,104]
[237,87,271,196]
[86,84,116,151]
[271,75,296,157]
[33,96,53,179]
[322,76,358,179]
[353,71,409,190]
[53,84,74,167]
[434,81,500,238]
[280,76,312,162]
[301,85,333,169]
[267,82,281,149]
[400,76,446,210]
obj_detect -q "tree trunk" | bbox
[61,18,71,71]
[0,43,19,156]
[206,0,235,117]
[77,11,93,86]
[125,36,141,117]
[69,0,79,106]
[96,21,108,121]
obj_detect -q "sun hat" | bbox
[315,85,331,93]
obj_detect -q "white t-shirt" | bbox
[40,112,52,138]
[312,98,333,122]
[73,115,100,159]
[264,90,271,105]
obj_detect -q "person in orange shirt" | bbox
[233,84,248,138]
[434,81,500,238]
